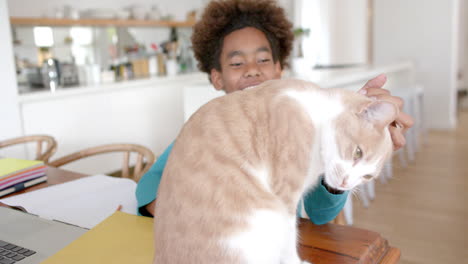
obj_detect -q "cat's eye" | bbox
[353,147,363,161]
[363,174,373,180]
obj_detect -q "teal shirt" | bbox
[136,143,348,225]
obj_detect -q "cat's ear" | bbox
[359,101,398,129]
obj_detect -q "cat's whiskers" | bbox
[349,187,365,203]
[331,165,340,187]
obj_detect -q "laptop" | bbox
[0,207,87,264]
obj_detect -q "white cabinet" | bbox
[183,83,224,122]
[19,74,208,174]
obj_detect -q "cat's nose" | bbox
[340,177,348,188]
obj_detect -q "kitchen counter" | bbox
[17,72,209,103]
[16,61,415,174]
[292,61,414,89]
[17,61,413,103]
[182,61,415,121]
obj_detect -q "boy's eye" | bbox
[229,62,243,67]
[258,58,270,63]
[353,146,363,161]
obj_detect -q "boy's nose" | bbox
[244,63,261,77]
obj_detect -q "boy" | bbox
[136,0,413,223]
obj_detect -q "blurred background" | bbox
[0,1,466,263]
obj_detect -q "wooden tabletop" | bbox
[3,166,400,263]
[298,218,400,263]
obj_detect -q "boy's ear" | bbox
[210,69,224,91]
[275,61,282,76]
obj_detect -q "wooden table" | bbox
[298,218,400,263]
[3,167,400,263]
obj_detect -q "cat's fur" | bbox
[153,79,397,264]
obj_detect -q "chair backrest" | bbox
[0,135,57,163]
[49,144,156,182]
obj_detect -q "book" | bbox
[0,175,47,197]
[1,175,138,229]
[0,158,47,196]
[42,211,154,264]
[0,158,44,176]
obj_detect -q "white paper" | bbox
[0,175,138,229]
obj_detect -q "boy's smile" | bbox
[211,27,282,94]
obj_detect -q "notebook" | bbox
[0,158,47,197]
[0,206,87,264]
[42,211,154,264]
[1,175,138,229]
[0,176,47,198]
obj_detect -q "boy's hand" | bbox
[359,74,414,150]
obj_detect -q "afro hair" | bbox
[191,0,294,74]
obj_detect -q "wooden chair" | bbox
[0,135,57,163]
[49,144,156,182]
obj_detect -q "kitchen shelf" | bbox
[10,17,196,28]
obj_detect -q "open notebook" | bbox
[0,175,138,229]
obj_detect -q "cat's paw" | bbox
[301,261,312,264]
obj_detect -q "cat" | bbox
[153,79,397,264]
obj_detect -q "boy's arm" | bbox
[136,144,348,221]
[302,177,349,225]
[135,142,174,216]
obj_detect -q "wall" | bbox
[460,0,468,91]
[297,0,368,67]
[7,0,293,22]
[317,0,368,66]
[373,0,459,130]
[0,0,23,141]
[7,0,204,21]
[458,0,465,88]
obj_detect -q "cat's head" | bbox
[322,93,398,191]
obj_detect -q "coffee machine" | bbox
[41,58,61,91]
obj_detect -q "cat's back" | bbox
[154,78,322,224]
[153,79,320,264]
[171,79,315,152]
[153,82,275,263]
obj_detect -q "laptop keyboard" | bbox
[0,240,36,264]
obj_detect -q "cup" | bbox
[166,59,178,76]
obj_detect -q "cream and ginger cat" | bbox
[153,79,397,264]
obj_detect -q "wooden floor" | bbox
[352,103,468,263]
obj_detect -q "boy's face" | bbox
[210,27,282,94]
